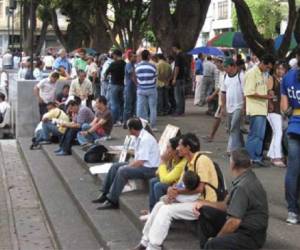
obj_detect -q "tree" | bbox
[232,0,299,59]
[149,0,211,53]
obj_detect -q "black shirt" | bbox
[175,52,186,80]
[227,169,268,248]
[105,60,126,85]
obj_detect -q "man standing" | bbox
[200,56,218,115]
[69,70,93,102]
[74,49,88,72]
[194,53,204,106]
[221,58,245,153]
[105,49,126,126]
[53,49,72,74]
[123,52,137,128]
[172,44,186,116]
[244,54,275,166]
[93,118,160,209]
[135,50,158,130]
[157,54,172,116]
[194,148,268,250]
[86,56,100,98]
[34,72,60,118]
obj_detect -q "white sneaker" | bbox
[286,212,298,224]
[114,121,122,127]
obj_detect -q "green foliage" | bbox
[232,0,283,38]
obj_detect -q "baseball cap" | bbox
[223,57,235,67]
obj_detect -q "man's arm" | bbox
[172,66,179,85]
[245,93,272,100]
[128,160,146,168]
[33,85,43,103]
[217,217,241,237]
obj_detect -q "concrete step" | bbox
[17,138,102,250]
[41,143,141,250]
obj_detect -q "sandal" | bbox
[271,160,286,168]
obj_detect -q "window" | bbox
[0,0,3,19]
[218,1,228,20]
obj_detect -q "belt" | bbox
[293,109,300,115]
[203,75,213,78]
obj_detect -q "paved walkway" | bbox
[0,140,55,250]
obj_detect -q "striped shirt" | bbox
[135,61,157,90]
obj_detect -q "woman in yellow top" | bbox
[149,136,186,211]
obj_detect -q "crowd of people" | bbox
[5,43,298,249]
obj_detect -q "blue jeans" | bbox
[76,123,101,145]
[103,162,157,204]
[174,80,185,114]
[157,86,170,115]
[59,128,80,154]
[149,177,169,211]
[101,80,109,98]
[123,82,136,123]
[109,84,124,123]
[285,134,300,214]
[37,121,62,142]
[246,115,266,161]
[227,109,244,153]
[136,88,157,128]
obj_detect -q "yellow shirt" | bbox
[184,153,218,202]
[43,108,70,134]
[244,65,268,116]
[157,60,172,88]
[157,158,187,185]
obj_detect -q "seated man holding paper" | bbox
[92,118,160,210]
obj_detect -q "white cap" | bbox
[289,58,298,69]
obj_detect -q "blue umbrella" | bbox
[188,46,224,56]
[274,34,297,50]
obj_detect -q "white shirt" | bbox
[36,78,57,103]
[2,53,13,66]
[86,62,98,77]
[101,58,113,81]
[134,129,160,168]
[0,101,10,127]
[221,72,245,113]
[0,72,8,97]
[43,55,55,69]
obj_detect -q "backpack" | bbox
[84,144,108,163]
[191,154,227,201]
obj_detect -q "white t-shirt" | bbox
[43,55,55,69]
[133,129,160,168]
[36,78,57,103]
[2,53,13,67]
[221,72,244,113]
[0,72,8,97]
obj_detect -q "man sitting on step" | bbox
[93,118,160,209]
[132,133,219,250]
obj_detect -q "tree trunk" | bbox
[50,9,67,49]
[149,0,211,54]
[35,20,49,55]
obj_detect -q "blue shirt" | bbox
[125,62,134,85]
[281,69,300,134]
[195,59,203,75]
[135,61,157,90]
[53,57,72,73]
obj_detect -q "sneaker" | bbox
[286,212,298,224]
[114,121,122,127]
[252,160,268,168]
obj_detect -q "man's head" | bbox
[112,49,123,60]
[58,49,66,58]
[78,48,86,59]
[46,101,57,111]
[230,148,251,175]
[141,50,150,61]
[129,53,137,63]
[77,70,87,82]
[95,95,107,111]
[50,72,60,83]
[157,54,166,61]
[223,58,237,75]
[198,53,204,60]
[127,118,143,137]
[171,43,181,55]
[87,56,94,64]
[66,100,80,114]
[62,84,70,96]
[214,57,224,70]
[0,92,6,102]
[259,54,275,73]
[177,133,200,157]
[183,170,200,191]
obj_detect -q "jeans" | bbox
[198,206,263,250]
[227,109,244,153]
[38,121,62,142]
[123,82,136,123]
[285,134,300,214]
[157,87,170,115]
[174,80,185,114]
[103,162,157,204]
[149,177,169,211]
[101,80,109,98]
[109,84,124,123]
[267,113,283,159]
[59,128,80,154]
[136,88,157,128]
[76,123,102,145]
[246,115,266,161]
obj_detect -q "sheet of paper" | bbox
[89,163,113,174]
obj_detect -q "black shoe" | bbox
[92,194,107,204]
[252,160,269,168]
[97,200,118,210]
